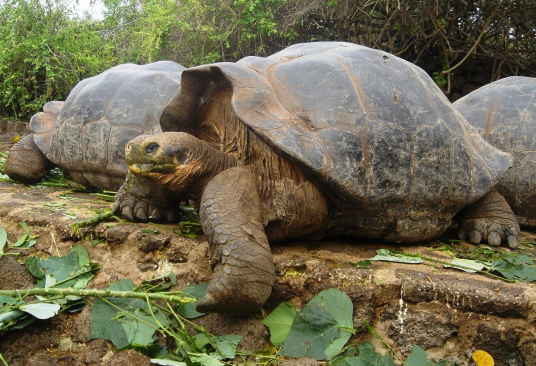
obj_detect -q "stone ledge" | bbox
[0,180,535,365]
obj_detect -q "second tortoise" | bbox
[454,76,536,228]
[4,61,184,191]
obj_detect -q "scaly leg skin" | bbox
[456,190,520,249]
[113,172,181,222]
[3,135,54,184]
[196,166,275,315]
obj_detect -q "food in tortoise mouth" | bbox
[113,42,519,315]
[4,61,184,191]
[454,76,536,229]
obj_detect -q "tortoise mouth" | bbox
[128,163,175,175]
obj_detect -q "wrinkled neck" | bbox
[182,144,238,203]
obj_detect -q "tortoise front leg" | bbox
[196,166,275,315]
[113,171,181,222]
[456,190,520,248]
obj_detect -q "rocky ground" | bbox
[1,125,536,365]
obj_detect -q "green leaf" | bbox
[0,310,27,330]
[119,308,168,346]
[25,256,42,279]
[193,333,242,359]
[177,283,209,319]
[19,302,60,319]
[280,288,354,360]
[490,252,536,282]
[88,278,149,348]
[261,301,296,346]
[211,334,242,359]
[150,359,187,365]
[12,232,29,247]
[26,245,97,289]
[12,222,34,248]
[444,258,485,273]
[330,343,396,366]
[404,345,448,365]
[188,353,225,366]
[351,260,373,269]
[370,249,423,264]
[0,227,7,257]
[131,344,167,358]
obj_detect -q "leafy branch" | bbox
[0,287,192,304]
[369,248,536,283]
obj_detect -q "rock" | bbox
[134,229,171,252]
[382,304,458,355]
[72,307,92,342]
[105,224,135,244]
[85,339,112,366]
[192,313,270,353]
[104,350,151,366]
[0,256,34,290]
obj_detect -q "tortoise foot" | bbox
[113,177,179,222]
[196,262,274,316]
[456,190,520,249]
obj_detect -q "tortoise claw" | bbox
[121,206,135,222]
[507,235,518,249]
[196,292,216,314]
[112,199,120,213]
[488,231,501,247]
[166,210,178,222]
[457,227,468,241]
[469,229,482,244]
[149,208,162,221]
[135,207,148,222]
[507,227,519,249]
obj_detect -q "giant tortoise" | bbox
[113,42,519,315]
[454,76,536,228]
[4,61,184,191]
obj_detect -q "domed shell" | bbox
[454,76,536,226]
[164,42,512,242]
[32,61,184,190]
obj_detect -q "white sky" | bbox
[66,0,105,20]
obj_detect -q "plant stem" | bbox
[363,319,404,363]
[72,210,118,229]
[0,288,194,304]
[0,352,8,366]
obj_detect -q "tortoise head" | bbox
[125,132,236,197]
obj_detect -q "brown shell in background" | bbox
[454,76,536,227]
[31,61,184,190]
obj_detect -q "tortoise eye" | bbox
[145,143,158,154]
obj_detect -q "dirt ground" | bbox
[1,129,536,365]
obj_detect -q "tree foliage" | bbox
[283,0,536,95]
[1,0,535,120]
[0,0,117,119]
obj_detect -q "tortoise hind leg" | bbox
[196,166,275,315]
[456,190,519,248]
[3,135,54,184]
